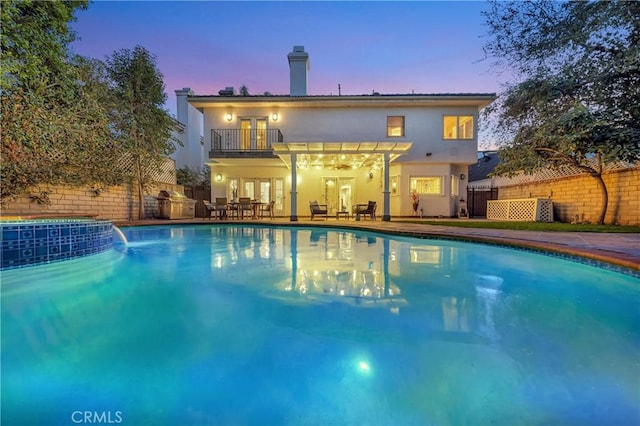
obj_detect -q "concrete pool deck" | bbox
[115,217,640,273]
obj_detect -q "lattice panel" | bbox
[536,200,553,222]
[151,158,177,184]
[492,161,636,187]
[487,201,508,220]
[487,199,554,222]
[508,200,536,221]
[45,150,175,184]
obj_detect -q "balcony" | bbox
[211,129,284,153]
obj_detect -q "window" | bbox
[387,116,404,137]
[451,175,459,197]
[443,115,474,140]
[243,181,255,199]
[229,179,239,200]
[274,178,284,211]
[410,176,443,195]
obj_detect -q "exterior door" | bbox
[338,178,354,212]
[240,119,251,150]
[259,180,271,203]
[256,119,267,150]
[322,177,339,214]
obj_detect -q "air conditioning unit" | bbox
[218,86,235,96]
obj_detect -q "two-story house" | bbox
[176,46,495,221]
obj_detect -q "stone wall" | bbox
[498,166,639,225]
[1,182,184,221]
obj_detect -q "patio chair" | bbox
[238,197,253,219]
[202,200,216,220]
[360,201,377,220]
[259,200,276,219]
[309,200,328,220]
[214,197,228,219]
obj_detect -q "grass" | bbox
[396,220,640,233]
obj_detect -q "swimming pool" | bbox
[2,224,638,425]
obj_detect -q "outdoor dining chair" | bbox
[238,197,253,219]
[202,200,216,220]
[214,197,228,219]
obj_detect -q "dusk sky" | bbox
[70,0,504,147]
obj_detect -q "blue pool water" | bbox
[2,225,639,425]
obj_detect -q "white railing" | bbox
[487,198,553,222]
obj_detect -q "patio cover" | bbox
[272,141,413,168]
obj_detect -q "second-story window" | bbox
[443,115,474,139]
[387,116,405,137]
[442,115,473,139]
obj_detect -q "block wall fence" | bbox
[2,168,637,225]
[498,166,639,226]
[1,182,185,221]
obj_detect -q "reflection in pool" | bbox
[2,225,639,425]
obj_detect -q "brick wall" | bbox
[1,182,185,221]
[499,166,639,225]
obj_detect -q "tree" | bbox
[106,46,176,219]
[176,166,210,187]
[0,0,126,202]
[239,84,250,96]
[482,0,640,224]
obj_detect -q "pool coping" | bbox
[114,218,640,276]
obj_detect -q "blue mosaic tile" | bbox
[3,229,19,240]
[1,220,113,270]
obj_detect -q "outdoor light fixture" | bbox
[460,173,466,180]
[271,113,279,121]
[225,113,233,121]
[216,174,223,182]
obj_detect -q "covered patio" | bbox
[272,141,412,221]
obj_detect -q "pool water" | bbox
[2,225,639,425]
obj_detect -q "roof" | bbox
[188,93,497,109]
[468,151,501,181]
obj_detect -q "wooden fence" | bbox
[183,186,211,218]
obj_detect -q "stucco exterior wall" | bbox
[498,166,639,225]
[173,88,205,170]
[203,104,480,165]
[201,101,480,218]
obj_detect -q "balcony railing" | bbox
[211,129,283,151]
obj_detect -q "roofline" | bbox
[187,93,497,109]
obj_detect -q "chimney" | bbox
[287,45,309,96]
[175,87,194,125]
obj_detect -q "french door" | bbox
[240,118,268,150]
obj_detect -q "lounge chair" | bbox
[360,201,377,220]
[309,200,328,220]
[259,200,275,219]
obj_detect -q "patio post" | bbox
[290,153,298,221]
[382,152,391,221]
